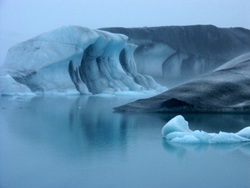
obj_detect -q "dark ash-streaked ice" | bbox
[115,52,250,112]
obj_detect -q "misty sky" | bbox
[0,0,250,65]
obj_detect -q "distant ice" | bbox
[162,115,250,144]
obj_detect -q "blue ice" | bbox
[162,115,250,144]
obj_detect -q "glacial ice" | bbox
[102,26,250,80]
[0,26,166,95]
[115,52,250,112]
[0,75,34,95]
[162,115,250,144]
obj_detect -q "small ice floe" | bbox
[162,115,250,144]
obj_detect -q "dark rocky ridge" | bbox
[114,52,250,113]
[101,25,250,81]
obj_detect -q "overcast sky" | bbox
[0,0,250,65]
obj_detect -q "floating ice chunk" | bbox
[162,115,250,144]
[161,115,191,136]
[236,127,250,139]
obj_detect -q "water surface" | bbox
[0,95,250,188]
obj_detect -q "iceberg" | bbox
[102,25,250,81]
[0,26,166,95]
[162,115,250,144]
[0,75,34,95]
[114,52,250,112]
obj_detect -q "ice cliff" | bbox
[101,25,250,80]
[0,26,165,95]
[115,52,250,112]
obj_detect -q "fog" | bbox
[0,0,250,66]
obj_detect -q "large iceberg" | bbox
[0,26,165,95]
[115,52,250,112]
[102,25,250,81]
[162,115,250,144]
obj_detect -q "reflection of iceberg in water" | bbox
[68,96,135,151]
[162,139,250,159]
[1,95,141,158]
[1,94,169,160]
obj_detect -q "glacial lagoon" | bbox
[0,95,250,188]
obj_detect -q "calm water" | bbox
[0,95,250,188]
